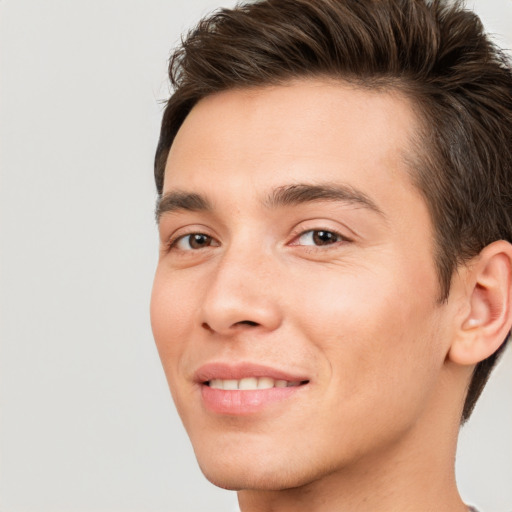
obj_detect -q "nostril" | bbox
[201,322,214,332]
[201,319,260,333]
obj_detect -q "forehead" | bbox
[163,79,422,213]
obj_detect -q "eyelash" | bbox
[167,232,218,251]
[290,228,351,248]
[166,228,350,253]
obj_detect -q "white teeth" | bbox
[210,379,223,389]
[207,377,304,390]
[238,377,258,390]
[223,379,238,390]
[257,377,274,389]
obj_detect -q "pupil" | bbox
[190,234,209,249]
[313,231,336,245]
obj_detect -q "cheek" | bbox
[292,260,445,416]
[150,268,195,373]
[150,269,202,421]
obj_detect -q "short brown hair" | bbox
[154,0,512,422]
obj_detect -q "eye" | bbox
[294,229,345,246]
[171,233,218,251]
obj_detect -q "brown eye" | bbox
[297,230,343,246]
[312,230,340,245]
[174,233,216,250]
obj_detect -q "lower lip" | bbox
[201,385,304,415]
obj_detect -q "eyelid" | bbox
[167,232,216,250]
[288,223,354,247]
[171,233,220,251]
[162,224,220,251]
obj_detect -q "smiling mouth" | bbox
[205,378,309,390]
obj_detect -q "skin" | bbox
[151,80,477,511]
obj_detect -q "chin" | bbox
[188,430,309,490]
[193,441,340,493]
[198,460,309,492]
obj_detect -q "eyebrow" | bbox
[156,191,212,221]
[263,183,384,215]
[156,182,384,222]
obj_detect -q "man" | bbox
[150,0,512,510]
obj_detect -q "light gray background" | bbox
[1,1,511,511]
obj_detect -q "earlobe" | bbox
[448,240,512,366]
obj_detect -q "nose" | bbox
[199,246,283,336]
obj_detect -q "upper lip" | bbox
[194,362,310,384]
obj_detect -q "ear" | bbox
[448,240,512,366]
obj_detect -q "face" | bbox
[151,80,456,491]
